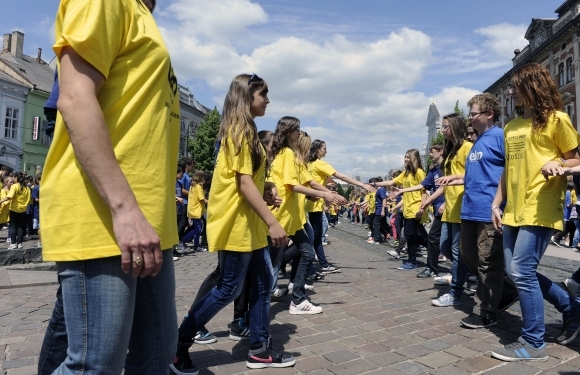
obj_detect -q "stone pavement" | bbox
[2,222,580,374]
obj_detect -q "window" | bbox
[559,63,566,86]
[568,58,575,83]
[4,107,18,139]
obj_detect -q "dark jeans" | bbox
[373,214,382,242]
[271,229,314,305]
[192,262,251,322]
[182,218,203,247]
[460,220,518,320]
[177,211,188,241]
[368,213,375,239]
[178,248,272,346]
[426,216,442,273]
[394,212,404,241]
[554,219,576,246]
[38,279,67,375]
[309,212,329,268]
[9,210,26,244]
[404,218,423,264]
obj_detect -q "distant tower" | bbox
[425,102,441,156]
[355,176,360,182]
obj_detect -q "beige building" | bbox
[485,0,580,129]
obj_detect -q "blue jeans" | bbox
[309,212,329,268]
[178,248,273,346]
[440,222,466,299]
[573,218,580,247]
[39,250,177,375]
[503,225,580,348]
[182,218,203,247]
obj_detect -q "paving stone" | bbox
[394,344,433,359]
[540,364,580,374]
[444,345,481,358]
[454,354,503,373]
[1,358,35,370]
[294,355,332,373]
[546,343,579,359]
[415,351,460,368]
[479,362,539,375]
[326,358,379,375]
[390,360,431,374]
[322,349,360,364]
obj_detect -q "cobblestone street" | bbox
[2,223,580,374]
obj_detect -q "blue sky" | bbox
[0,0,564,179]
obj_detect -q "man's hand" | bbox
[113,205,162,278]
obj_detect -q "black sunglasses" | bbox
[248,73,261,85]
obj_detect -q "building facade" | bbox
[485,0,580,129]
[178,84,210,160]
[0,31,54,173]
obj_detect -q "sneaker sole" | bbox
[246,358,296,369]
[289,308,323,315]
[229,333,250,341]
[321,269,341,274]
[193,338,217,344]
[461,320,497,329]
[558,325,580,345]
[432,300,461,307]
[490,351,548,362]
[169,363,199,375]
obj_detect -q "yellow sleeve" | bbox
[299,165,313,185]
[53,0,129,79]
[392,172,405,186]
[225,137,254,175]
[195,185,205,201]
[282,149,300,186]
[6,184,16,199]
[554,113,579,154]
[316,160,336,178]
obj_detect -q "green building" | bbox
[0,31,54,174]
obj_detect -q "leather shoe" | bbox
[417,268,437,278]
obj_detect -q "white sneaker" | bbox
[173,256,179,261]
[17,243,22,249]
[272,288,289,298]
[7,244,17,250]
[288,282,314,292]
[434,273,452,285]
[289,299,323,315]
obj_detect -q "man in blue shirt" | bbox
[177,158,194,249]
[391,143,445,277]
[457,93,518,329]
[373,178,387,244]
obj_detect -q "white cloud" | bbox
[475,23,528,60]
[158,0,484,180]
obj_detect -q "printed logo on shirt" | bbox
[468,150,483,162]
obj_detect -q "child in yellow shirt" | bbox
[180,170,208,251]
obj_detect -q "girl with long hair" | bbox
[376,150,428,269]
[179,170,208,251]
[269,117,344,314]
[307,140,374,273]
[0,172,31,249]
[172,74,295,373]
[491,63,580,361]
[422,113,472,307]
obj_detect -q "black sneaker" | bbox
[246,338,296,369]
[465,281,477,294]
[556,313,580,345]
[417,268,437,278]
[169,341,199,375]
[498,295,519,313]
[460,313,497,329]
[229,317,251,341]
[193,328,217,344]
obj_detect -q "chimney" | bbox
[10,31,24,58]
[37,48,42,63]
[2,34,11,52]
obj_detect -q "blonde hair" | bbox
[218,74,268,172]
[405,149,423,176]
[192,170,205,186]
[296,132,312,165]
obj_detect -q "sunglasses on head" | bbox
[248,73,261,85]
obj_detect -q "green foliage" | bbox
[454,100,467,122]
[188,108,221,172]
[426,132,446,165]
[337,183,349,199]
[345,185,353,200]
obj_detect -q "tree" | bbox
[426,132,446,165]
[188,108,221,172]
[454,100,467,122]
[337,183,348,200]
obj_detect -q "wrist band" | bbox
[491,206,501,212]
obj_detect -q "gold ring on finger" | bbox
[133,257,142,267]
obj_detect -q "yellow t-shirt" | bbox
[441,142,472,223]
[187,184,206,219]
[42,0,180,261]
[393,169,428,222]
[305,159,336,212]
[503,111,579,230]
[270,148,303,236]
[8,183,31,213]
[298,164,313,225]
[0,188,10,223]
[366,192,376,214]
[207,136,268,252]
[572,190,577,205]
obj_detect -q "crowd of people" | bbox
[31,0,580,373]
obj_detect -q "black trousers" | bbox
[10,210,26,244]
[426,216,442,273]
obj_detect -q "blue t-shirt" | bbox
[32,185,40,220]
[179,173,191,204]
[421,164,445,217]
[375,187,387,215]
[44,70,59,110]
[564,190,572,220]
[461,126,505,222]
